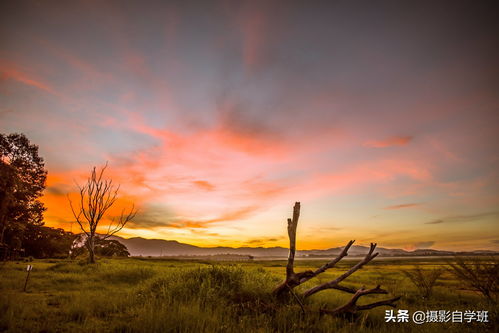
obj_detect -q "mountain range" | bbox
[110,236,497,258]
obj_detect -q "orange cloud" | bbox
[127,205,260,230]
[383,203,420,210]
[364,136,413,148]
[40,110,435,243]
[192,180,215,191]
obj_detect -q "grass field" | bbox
[0,257,497,332]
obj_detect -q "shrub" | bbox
[448,256,498,302]
[403,266,443,300]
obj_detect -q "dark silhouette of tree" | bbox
[449,256,498,303]
[70,234,130,258]
[402,266,443,300]
[0,133,47,258]
[23,226,76,258]
[95,239,130,257]
[68,163,136,263]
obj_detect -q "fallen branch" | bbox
[319,285,401,316]
[273,202,401,316]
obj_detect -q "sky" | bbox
[1,0,498,251]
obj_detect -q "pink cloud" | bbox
[241,10,266,72]
[383,203,420,210]
[37,39,112,88]
[0,61,56,95]
[364,136,413,148]
[293,158,432,201]
[81,109,435,230]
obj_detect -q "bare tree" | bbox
[68,163,136,263]
[273,202,400,316]
[403,266,443,300]
[448,256,498,303]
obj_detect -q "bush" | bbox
[448,256,498,302]
[142,265,278,307]
[403,266,443,300]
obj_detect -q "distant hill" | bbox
[110,236,498,258]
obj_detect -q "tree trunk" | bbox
[0,223,6,246]
[87,235,96,264]
[89,248,95,264]
[0,192,10,245]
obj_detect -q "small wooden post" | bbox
[23,264,33,292]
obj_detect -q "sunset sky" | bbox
[1,0,498,251]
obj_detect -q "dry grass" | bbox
[0,257,497,332]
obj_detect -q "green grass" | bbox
[0,258,497,332]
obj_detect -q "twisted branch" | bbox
[273,202,400,316]
[303,242,379,298]
[320,285,401,315]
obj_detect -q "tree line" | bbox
[0,133,133,261]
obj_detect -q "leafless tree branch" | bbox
[320,285,401,315]
[67,162,137,263]
[273,202,400,316]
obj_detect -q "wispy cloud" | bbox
[37,39,112,89]
[425,219,444,225]
[45,184,72,196]
[3,0,499,250]
[425,212,499,224]
[127,205,261,230]
[383,203,420,210]
[404,241,435,251]
[192,180,215,191]
[0,61,57,95]
[364,136,413,148]
[245,237,281,245]
[415,241,435,248]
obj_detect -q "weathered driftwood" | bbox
[273,202,400,316]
